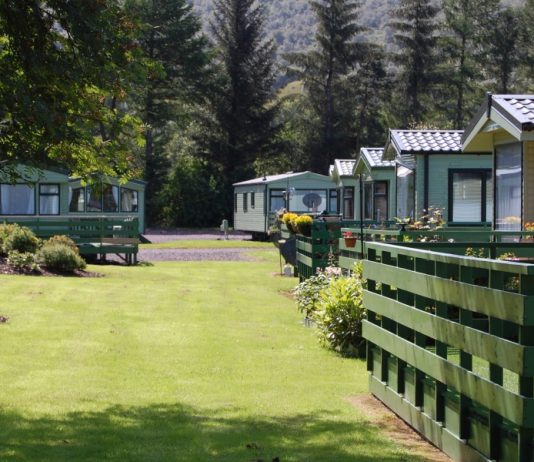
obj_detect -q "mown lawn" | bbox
[0,249,416,461]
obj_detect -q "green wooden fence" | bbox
[1,216,139,264]
[295,220,396,278]
[363,241,534,462]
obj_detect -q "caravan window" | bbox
[0,184,35,215]
[69,187,85,212]
[396,167,415,220]
[289,189,327,213]
[121,188,138,212]
[103,184,119,212]
[329,190,338,213]
[343,187,354,219]
[39,184,60,215]
[270,190,285,212]
[495,143,521,230]
[363,182,388,221]
[449,170,492,223]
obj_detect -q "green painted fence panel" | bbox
[363,241,534,461]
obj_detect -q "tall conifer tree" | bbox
[207,0,278,185]
[125,0,211,224]
[484,7,522,93]
[286,0,370,173]
[438,0,498,128]
[390,0,440,126]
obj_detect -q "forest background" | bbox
[1,0,532,227]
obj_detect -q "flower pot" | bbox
[344,237,357,248]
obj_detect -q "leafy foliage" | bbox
[7,250,38,271]
[314,263,366,356]
[0,0,145,180]
[1,224,41,255]
[158,154,227,227]
[46,235,80,255]
[38,243,86,272]
[294,271,331,318]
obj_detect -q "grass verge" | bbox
[0,249,418,461]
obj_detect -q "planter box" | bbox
[404,365,416,405]
[468,404,490,458]
[423,377,436,419]
[443,388,461,437]
[387,355,399,392]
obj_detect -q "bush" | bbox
[294,268,337,318]
[7,250,38,271]
[295,215,313,236]
[1,224,41,255]
[313,263,366,356]
[38,243,86,273]
[46,235,80,254]
[0,224,16,255]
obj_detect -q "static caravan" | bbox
[68,176,146,233]
[463,93,534,231]
[233,171,337,238]
[0,165,70,217]
[0,166,146,234]
[353,147,396,222]
[330,159,356,219]
[384,129,492,225]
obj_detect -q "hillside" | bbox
[191,0,524,57]
[191,0,393,56]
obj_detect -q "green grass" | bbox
[140,239,272,249]
[0,249,416,461]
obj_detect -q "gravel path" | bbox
[134,228,269,262]
[144,228,252,243]
[138,247,262,262]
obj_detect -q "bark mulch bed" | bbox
[0,258,102,278]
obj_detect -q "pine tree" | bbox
[125,0,211,224]
[390,0,440,126]
[286,0,370,174]
[438,0,498,128]
[519,0,534,91]
[207,0,279,183]
[484,7,522,93]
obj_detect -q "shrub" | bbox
[294,271,331,318]
[38,243,86,273]
[0,224,17,255]
[313,263,366,356]
[7,250,38,271]
[2,224,41,255]
[46,235,80,254]
[295,215,313,236]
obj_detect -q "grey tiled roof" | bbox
[334,159,357,176]
[360,148,394,168]
[390,130,463,154]
[233,171,305,186]
[494,95,534,126]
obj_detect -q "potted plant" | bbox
[295,215,313,236]
[342,231,357,248]
[524,222,534,241]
